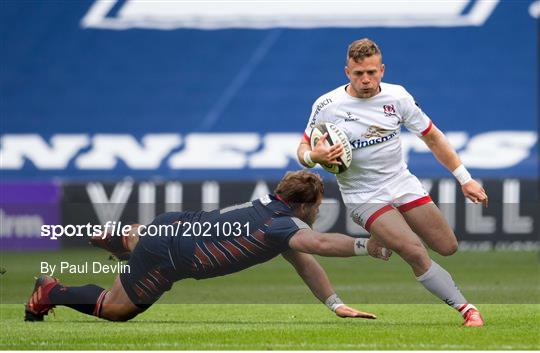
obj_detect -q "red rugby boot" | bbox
[24,275,59,321]
[463,308,484,327]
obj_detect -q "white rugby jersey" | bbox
[303,82,433,194]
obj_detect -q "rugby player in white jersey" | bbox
[297,38,487,326]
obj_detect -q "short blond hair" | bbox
[347,38,382,63]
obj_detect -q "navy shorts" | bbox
[119,212,186,309]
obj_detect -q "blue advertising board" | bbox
[1,0,537,180]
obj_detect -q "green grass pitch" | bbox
[1,249,539,350]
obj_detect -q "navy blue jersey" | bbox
[158,194,310,279]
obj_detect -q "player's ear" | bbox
[344,65,350,79]
[380,63,385,77]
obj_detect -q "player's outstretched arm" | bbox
[288,229,391,260]
[421,124,488,207]
[281,249,376,319]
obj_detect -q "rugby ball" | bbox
[310,122,353,174]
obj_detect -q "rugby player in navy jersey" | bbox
[25,171,390,322]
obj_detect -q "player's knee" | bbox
[112,311,138,322]
[100,300,140,322]
[399,242,429,265]
[437,241,458,256]
[101,306,139,322]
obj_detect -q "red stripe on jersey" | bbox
[192,253,204,270]
[365,205,394,231]
[397,195,433,213]
[194,243,214,268]
[133,283,149,301]
[421,120,433,136]
[250,229,269,247]
[215,242,239,263]
[151,269,170,286]
[235,236,261,254]
[303,131,310,142]
[201,242,222,266]
[205,241,231,265]
[137,280,153,297]
[242,235,266,251]
[143,277,159,294]
[229,238,253,256]
[147,271,161,286]
[220,240,246,261]
[215,242,237,261]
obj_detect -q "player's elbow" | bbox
[425,129,451,153]
[422,134,440,150]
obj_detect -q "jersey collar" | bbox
[273,193,290,208]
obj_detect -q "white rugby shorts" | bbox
[343,171,433,231]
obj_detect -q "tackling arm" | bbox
[281,249,376,319]
[281,249,334,302]
[288,228,390,260]
[421,125,488,206]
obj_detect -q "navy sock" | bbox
[49,284,107,317]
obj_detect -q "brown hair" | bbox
[274,170,324,208]
[347,38,382,63]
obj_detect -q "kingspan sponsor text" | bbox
[350,131,398,149]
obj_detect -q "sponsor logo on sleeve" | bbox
[309,98,333,127]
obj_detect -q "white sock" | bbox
[416,260,476,317]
